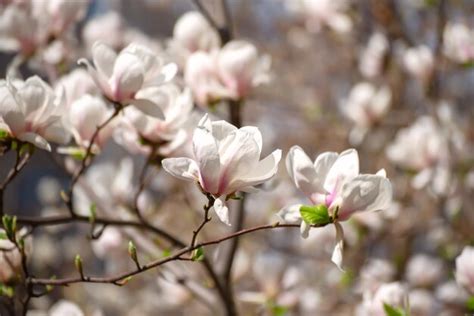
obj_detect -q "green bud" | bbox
[74,254,84,278]
[191,247,205,261]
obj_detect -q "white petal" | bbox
[277,204,303,224]
[300,221,310,239]
[213,197,231,226]
[78,58,110,96]
[286,146,320,197]
[339,174,392,220]
[162,157,200,182]
[131,98,165,119]
[17,132,51,151]
[313,151,338,190]
[331,222,345,271]
[193,115,221,194]
[110,53,145,99]
[91,41,117,77]
[324,148,359,193]
[0,82,23,134]
[211,120,238,142]
[240,126,262,156]
[411,168,433,189]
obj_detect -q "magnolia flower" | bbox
[443,22,474,64]
[169,11,220,64]
[55,68,98,107]
[0,76,70,151]
[405,254,444,288]
[359,32,389,78]
[358,282,409,316]
[0,228,31,282]
[79,42,178,118]
[403,45,434,82]
[162,114,282,225]
[280,146,392,269]
[340,82,391,145]
[82,12,126,50]
[49,300,84,316]
[287,0,352,34]
[46,0,89,36]
[386,116,451,194]
[66,94,116,150]
[455,246,474,295]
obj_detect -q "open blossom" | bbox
[455,246,474,295]
[66,94,117,150]
[403,45,434,82]
[280,147,392,269]
[359,32,389,78]
[340,82,391,145]
[185,40,270,106]
[0,76,70,151]
[443,22,474,64]
[79,42,178,118]
[162,114,282,225]
[287,0,352,34]
[169,11,220,64]
[357,282,409,316]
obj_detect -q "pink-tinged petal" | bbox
[331,222,345,271]
[17,132,51,151]
[277,203,303,224]
[91,41,117,77]
[131,98,165,120]
[110,53,145,100]
[162,157,200,182]
[286,146,319,197]
[213,197,231,226]
[339,174,392,220]
[226,149,281,193]
[324,148,359,193]
[193,115,221,194]
[78,58,111,97]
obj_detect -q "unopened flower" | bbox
[280,147,392,269]
[169,11,220,64]
[66,94,117,150]
[340,82,391,145]
[162,114,282,225]
[0,76,70,151]
[443,22,474,64]
[455,246,474,295]
[403,45,434,82]
[79,42,178,118]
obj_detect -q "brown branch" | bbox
[28,222,327,286]
[190,194,214,247]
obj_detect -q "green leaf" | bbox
[299,205,330,225]
[0,232,7,240]
[192,247,205,261]
[162,249,171,258]
[466,296,474,312]
[0,284,14,298]
[0,130,9,140]
[89,203,97,223]
[270,304,288,316]
[383,303,405,316]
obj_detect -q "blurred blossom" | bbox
[156,276,191,307]
[0,76,70,151]
[162,114,281,225]
[386,113,459,195]
[455,246,474,295]
[91,227,123,260]
[340,82,391,145]
[169,11,220,66]
[435,280,469,306]
[252,251,287,297]
[65,94,117,151]
[281,147,392,269]
[118,83,192,155]
[358,258,396,294]
[405,254,444,288]
[55,68,99,107]
[359,32,389,78]
[0,228,31,283]
[49,300,84,316]
[358,282,409,316]
[185,40,270,106]
[36,176,62,205]
[443,22,474,64]
[46,0,89,37]
[82,12,126,51]
[286,0,353,34]
[409,289,438,316]
[79,42,177,118]
[402,45,434,83]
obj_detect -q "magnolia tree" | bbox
[0,0,473,315]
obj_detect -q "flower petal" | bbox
[17,132,51,151]
[211,120,238,142]
[91,41,117,77]
[331,222,345,271]
[131,98,165,120]
[213,197,231,226]
[324,148,359,193]
[286,146,319,197]
[162,157,200,182]
[277,203,303,223]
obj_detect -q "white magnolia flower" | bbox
[79,42,178,118]
[66,94,117,150]
[169,11,220,65]
[403,45,434,82]
[287,0,353,34]
[46,0,89,36]
[359,32,389,78]
[280,146,392,269]
[340,82,391,145]
[0,76,70,151]
[405,254,444,288]
[443,22,474,64]
[55,68,98,107]
[162,114,282,225]
[49,300,84,316]
[82,12,126,51]
[455,246,474,295]
[358,282,409,316]
[0,228,31,283]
